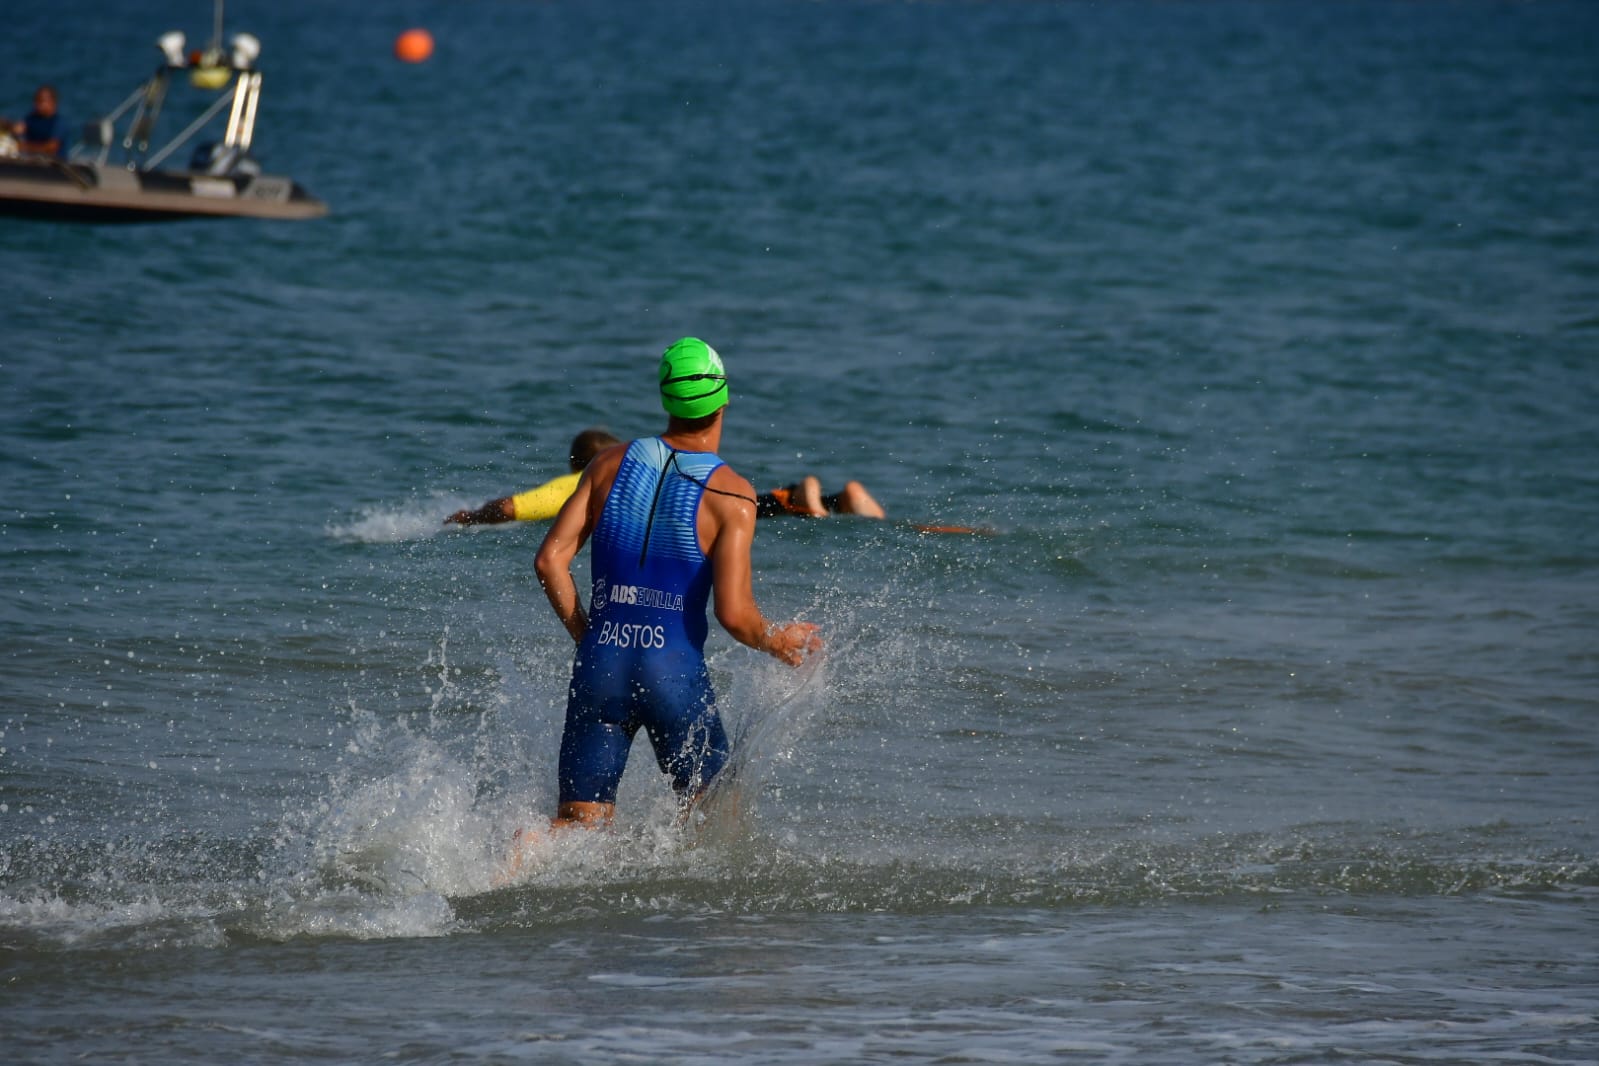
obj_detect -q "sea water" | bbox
[3,1,1597,1062]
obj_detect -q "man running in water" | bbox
[530,337,822,832]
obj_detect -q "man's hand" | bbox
[766,621,823,666]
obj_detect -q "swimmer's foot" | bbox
[491,825,545,887]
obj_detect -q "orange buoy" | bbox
[394,28,434,63]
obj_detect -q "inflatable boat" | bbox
[0,11,325,223]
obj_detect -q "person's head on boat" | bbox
[31,85,57,118]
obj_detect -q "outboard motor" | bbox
[189,140,260,176]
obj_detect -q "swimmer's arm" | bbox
[508,473,580,521]
[448,473,581,525]
[535,477,596,643]
[445,496,516,525]
[708,474,821,667]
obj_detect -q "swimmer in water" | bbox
[446,428,621,525]
[449,437,886,527]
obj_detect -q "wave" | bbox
[5,802,1592,953]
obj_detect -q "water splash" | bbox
[7,591,1591,949]
[326,496,468,544]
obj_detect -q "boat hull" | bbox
[0,158,327,222]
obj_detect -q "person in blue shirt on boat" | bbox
[10,85,68,158]
[516,338,821,850]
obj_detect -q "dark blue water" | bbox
[4,1,1598,1062]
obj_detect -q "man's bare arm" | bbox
[707,469,821,666]
[535,476,595,643]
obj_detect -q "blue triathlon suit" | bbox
[558,438,731,805]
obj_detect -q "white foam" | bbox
[325,495,466,544]
[173,632,838,940]
[265,886,459,941]
[0,892,227,949]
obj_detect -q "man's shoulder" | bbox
[589,441,631,474]
[707,461,755,497]
[702,465,758,533]
[584,442,627,480]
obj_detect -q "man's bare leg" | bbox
[553,801,615,828]
[494,801,615,886]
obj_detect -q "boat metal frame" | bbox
[79,53,263,175]
[0,9,324,223]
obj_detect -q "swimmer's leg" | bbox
[492,801,614,887]
[642,673,731,816]
[493,822,554,886]
[833,480,886,518]
[554,670,637,809]
[656,711,730,806]
[498,682,633,882]
[553,707,632,828]
[792,476,829,517]
[552,800,614,828]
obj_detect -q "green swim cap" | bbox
[658,337,729,419]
